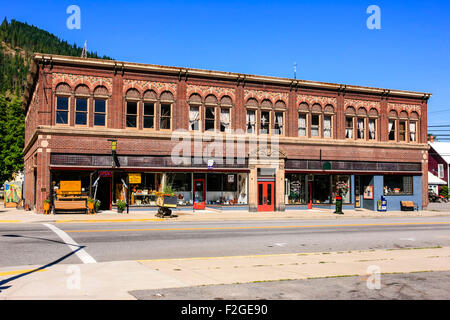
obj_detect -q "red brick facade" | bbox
[23,54,431,213]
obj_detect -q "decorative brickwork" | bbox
[187,84,235,102]
[297,94,337,108]
[344,98,380,112]
[388,103,422,116]
[123,79,177,98]
[245,89,288,105]
[52,72,113,93]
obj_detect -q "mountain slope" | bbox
[0,17,113,183]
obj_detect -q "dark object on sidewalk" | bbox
[401,201,418,211]
[334,195,343,214]
[156,195,177,218]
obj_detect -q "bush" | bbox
[440,185,449,199]
[117,200,126,211]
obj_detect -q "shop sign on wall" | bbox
[129,173,142,184]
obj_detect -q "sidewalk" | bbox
[1,246,449,299]
[1,205,450,223]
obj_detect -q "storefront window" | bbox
[331,175,351,204]
[384,175,413,195]
[166,173,192,206]
[206,173,246,205]
[285,173,306,204]
[123,172,163,206]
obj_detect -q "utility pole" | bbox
[294,62,297,79]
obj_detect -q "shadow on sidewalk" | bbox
[0,234,85,293]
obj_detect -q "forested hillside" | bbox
[0,18,112,183]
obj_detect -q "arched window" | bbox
[188,93,202,131]
[345,107,356,139]
[143,90,157,129]
[204,94,218,132]
[298,102,309,137]
[93,86,109,127]
[323,104,334,138]
[310,104,322,137]
[125,88,140,128]
[74,85,90,126]
[159,91,174,130]
[220,96,233,133]
[388,110,398,141]
[55,83,71,125]
[246,98,258,134]
[409,111,419,142]
[368,108,379,140]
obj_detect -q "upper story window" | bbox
[56,96,69,124]
[189,106,200,130]
[220,96,233,133]
[94,99,106,126]
[410,111,419,142]
[368,108,378,140]
[160,104,172,130]
[357,118,365,139]
[298,102,309,137]
[345,117,354,139]
[204,94,218,132]
[323,104,334,138]
[388,110,398,141]
[74,84,89,126]
[438,164,444,179]
[55,83,71,125]
[160,91,174,130]
[143,102,155,129]
[188,93,202,131]
[246,109,256,134]
[399,111,408,142]
[260,110,270,134]
[324,115,332,138]
[345,107,356,139]
[274,112,284,135]
[93,86,109,127]
[126,101,138,128]
[311,114,320,137]
[75,98,88,125]
[205,107,215,131]
[298,113,307,136]
[220,108,231,132]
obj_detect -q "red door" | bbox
[193,179,205,210]
[257,181,275,212]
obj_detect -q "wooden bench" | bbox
[400,201,418,211]
[54,200,87,214]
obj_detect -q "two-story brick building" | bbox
[23,53,431,213]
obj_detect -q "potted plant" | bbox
[87,198,95,214]
[43,199,51,214]
[117,200,126,213]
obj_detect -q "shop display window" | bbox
[384,175,413,195]
[285,173,306,204]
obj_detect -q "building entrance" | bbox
[257,181,275,212]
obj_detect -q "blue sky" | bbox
[3,0,450,126]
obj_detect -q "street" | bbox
[1,217,450,267]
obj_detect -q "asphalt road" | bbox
[1,216,450,268]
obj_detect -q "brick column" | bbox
[380,100,388,141]
[288,90,296,137]
[112,73,123,129]
[235,85,244,131]
[336,95,345,140]
[175,78,187,130]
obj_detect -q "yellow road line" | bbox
[55,218,165,223]
[65,221,450,233]
[0,220,21,223]
[0,268,47,276]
